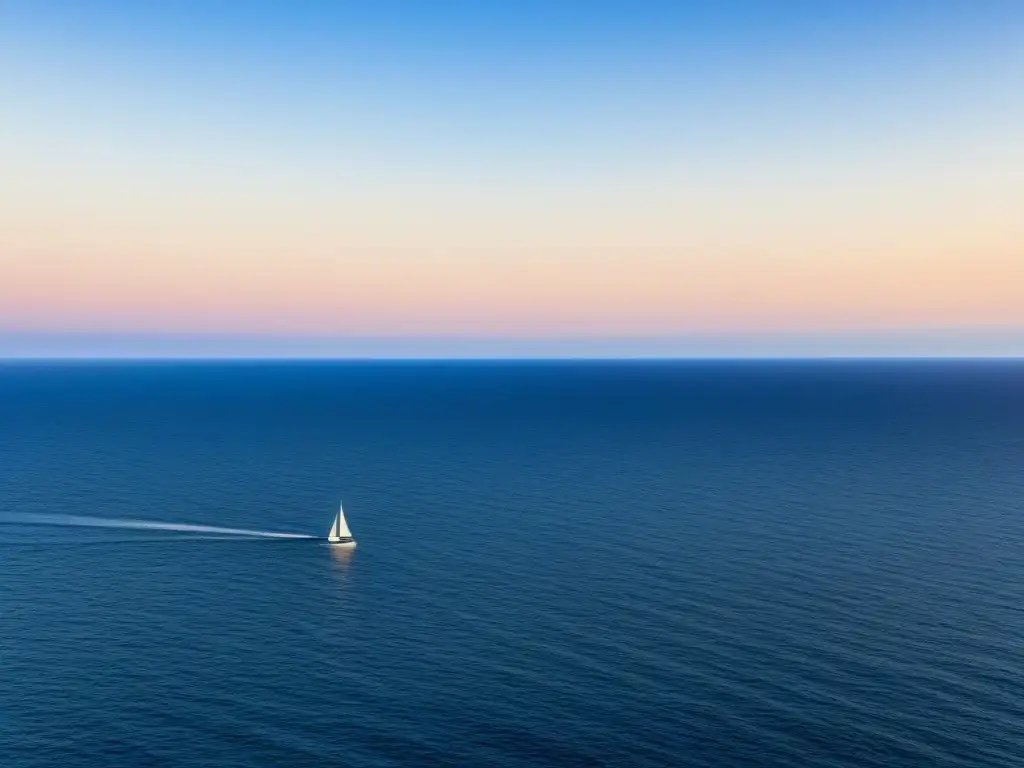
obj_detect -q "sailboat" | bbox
[327,500,356,547]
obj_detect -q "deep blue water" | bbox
[2,360,1024,767]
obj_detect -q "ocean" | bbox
[2,360,1024,767]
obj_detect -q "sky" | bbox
[1,1,1022,357]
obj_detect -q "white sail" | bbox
[333,503,353,538]
[328,500,354,543]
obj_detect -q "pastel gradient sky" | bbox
[2,1,1022,357]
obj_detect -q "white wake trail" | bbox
[2,513,315,539]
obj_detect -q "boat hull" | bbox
[328,537,357,548]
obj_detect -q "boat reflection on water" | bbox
[329,543,356,569]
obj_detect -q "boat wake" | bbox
[0,513,315,540]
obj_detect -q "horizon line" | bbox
[3,355,1024,363]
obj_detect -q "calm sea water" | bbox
[2,361,1024,767]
